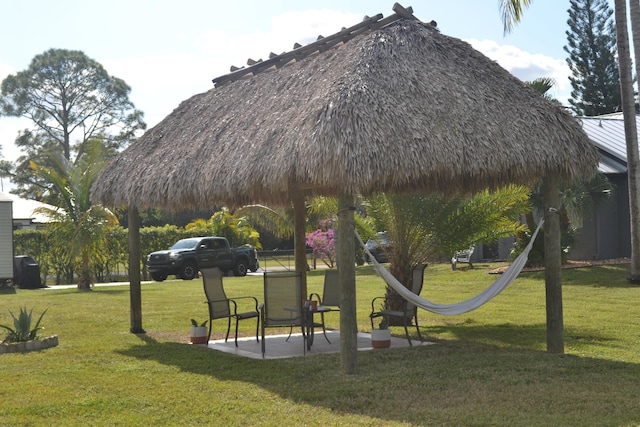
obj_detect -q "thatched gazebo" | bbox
[92,4,599,373]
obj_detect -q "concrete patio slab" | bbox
[204,330,432,359]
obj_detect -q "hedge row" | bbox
[13,225,204,285]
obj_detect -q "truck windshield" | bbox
[170,239,200,250]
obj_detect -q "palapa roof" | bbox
[92,3,599,210]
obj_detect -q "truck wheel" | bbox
[151,272,168,282]
[179,262,197,280]
[234,261,248,277]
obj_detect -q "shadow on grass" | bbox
[521,264,636,289]
[41,286,133,297]
[119,328,640,426]
[427,321,616,350]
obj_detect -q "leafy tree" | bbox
[237,197,344,240]
[525,77,558,102]
[0,48,146,200]
[306,221,336,268]
[236,204,295,241]
[565,0,621,116]
[185,207,261,249]
[237,197,370,262]
[31,139,119,290]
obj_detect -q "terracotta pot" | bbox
[371,328,391,348]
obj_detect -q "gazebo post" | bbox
[292,186,308,296]
[128,207,145,333]
[543,173,563,353]
[337,192,357,374]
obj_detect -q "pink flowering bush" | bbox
[306,226,335,268]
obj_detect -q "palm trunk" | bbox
[77,250,92,290]
[614,0,640,282]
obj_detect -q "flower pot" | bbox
[189,325,208,344]
[371,328,391,348]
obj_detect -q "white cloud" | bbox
[103,9,362,129]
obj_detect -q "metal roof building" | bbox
[572,114,635,260]
[579,113,636,174]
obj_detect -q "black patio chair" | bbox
[202,267,259,346]
[369,264,427,346]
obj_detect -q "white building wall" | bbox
[0,196,13,280]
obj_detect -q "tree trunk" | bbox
[77,250,92,291]
[338,192,357,374]
[128,207,145,333]
[543,173,564,354]
[614,0,640,282]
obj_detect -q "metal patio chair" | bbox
[309,268,340,344]
[369,264,427,346]
[202,267,259,346]
[260,271,307,357]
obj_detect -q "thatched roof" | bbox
[92,4,599,210]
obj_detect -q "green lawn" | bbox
[1,262,640,426]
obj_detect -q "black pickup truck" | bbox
[146,237,260,281]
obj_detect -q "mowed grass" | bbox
[1,262,640,426]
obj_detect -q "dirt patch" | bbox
[488,258,631,274]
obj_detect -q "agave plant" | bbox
[190,319,208,327]
[0,307,48,343]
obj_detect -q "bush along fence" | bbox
[13,225,207,285]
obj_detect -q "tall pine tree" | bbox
[564,0,621,116]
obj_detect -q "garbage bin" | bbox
[13,256,43,289]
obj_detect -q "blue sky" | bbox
[0,0,614,173]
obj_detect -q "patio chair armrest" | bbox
[228,296,260,314]
[370,296,386,312]
[229,295,259,310]
[309,292,322,304]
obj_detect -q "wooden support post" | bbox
[128,207,145,334]
[291,187,308,297]
[338,192,357,374]
[543,174,563,353]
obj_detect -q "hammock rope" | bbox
[355,220,544,316]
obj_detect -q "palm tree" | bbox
[500,0,533,34]
[185,207,261,248]
[616,0,640,281]
[366,186,531,292]
[31,139,118,290]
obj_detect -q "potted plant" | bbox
[371,317,391,348]
[189,319,208,344]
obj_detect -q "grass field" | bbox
[1,262,639,426]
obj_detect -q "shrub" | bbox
[0,307,48,343]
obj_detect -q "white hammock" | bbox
[355,220,544,316]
